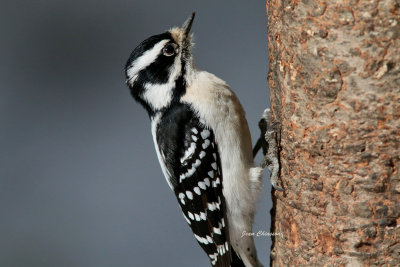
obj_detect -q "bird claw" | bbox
[256,109,284,192]
[271,181,284,192]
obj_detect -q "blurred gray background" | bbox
[0,0,272,266]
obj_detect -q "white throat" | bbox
[142,53,184,111]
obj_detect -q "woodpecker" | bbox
[124,13,264,267]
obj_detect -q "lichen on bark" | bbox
[266,0,400,266]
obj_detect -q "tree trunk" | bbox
[266,0,400,266]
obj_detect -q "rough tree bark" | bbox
[266,0,400,266]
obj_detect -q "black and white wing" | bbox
[154,104,232,266]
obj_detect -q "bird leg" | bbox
[254,108,284,191]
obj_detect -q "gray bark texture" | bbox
[266,0,400,266]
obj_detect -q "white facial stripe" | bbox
[142,83,173,110]
[142,52,182,110]
[126,39,169,84]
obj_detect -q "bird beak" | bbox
[183,12,196,38]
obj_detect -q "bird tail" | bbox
[214,246,264,267]
[229,247,246,267]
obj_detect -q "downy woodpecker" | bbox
[125,13,263,267]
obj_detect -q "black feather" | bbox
[155,103,245,266]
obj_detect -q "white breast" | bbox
[181,70,257,221]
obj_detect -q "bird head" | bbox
[125,13,196,116]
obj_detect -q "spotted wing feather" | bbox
[155,104,231,266]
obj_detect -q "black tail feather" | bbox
[230,247,245,267]
[213,246,245,267]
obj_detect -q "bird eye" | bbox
[163,43,177,56]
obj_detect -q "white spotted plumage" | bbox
[211,162,217,170]
[193,186,201,195]
[202,139,210,149]
[201,129,210,139]
[185,190,193,200]
[198,181,206,190]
